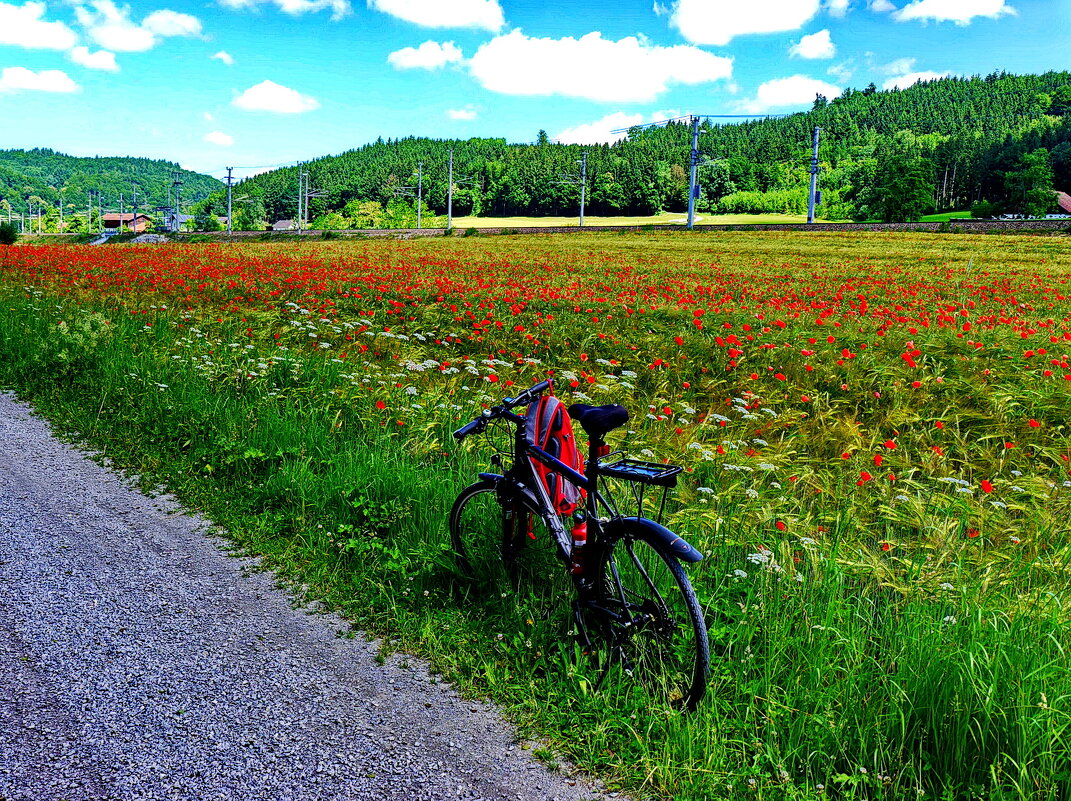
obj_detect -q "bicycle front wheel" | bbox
[450,480,568,603]
[449,481,512,585]
[591,530,709,710]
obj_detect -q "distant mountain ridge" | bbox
[213,70,1070,225]
[0,148,221,218]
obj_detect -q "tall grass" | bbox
[1,233,1069,800]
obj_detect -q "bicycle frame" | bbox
[484,405,701,572]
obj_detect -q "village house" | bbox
[102,213,153,233]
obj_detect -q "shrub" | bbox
[0,222,18,245]
[971,199,1001,219]
[715,189,808,215]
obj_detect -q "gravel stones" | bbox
[0,392,610,801]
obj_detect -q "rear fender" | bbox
[602,517,704,563]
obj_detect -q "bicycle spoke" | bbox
[592,535,708,709]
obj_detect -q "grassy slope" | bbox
[0,231,1069,800]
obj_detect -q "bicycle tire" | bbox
[588,528,710,710]
[449,481,512,583]
[450,480,570,600]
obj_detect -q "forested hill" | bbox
[221,70,1071,227]
[0,149,221,217]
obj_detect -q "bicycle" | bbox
[450,380,710,710]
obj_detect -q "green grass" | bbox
[450,212,822,228]
[0,231,1069,800]
[920,211,975,222]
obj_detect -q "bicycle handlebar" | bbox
[452,379,552,440]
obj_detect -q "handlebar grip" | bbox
[453,418,484,440]
[506,379,552,409]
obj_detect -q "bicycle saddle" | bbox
[568,403,630,439]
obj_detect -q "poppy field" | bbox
[1,231,1069,800]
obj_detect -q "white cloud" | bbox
[869,0,895,10]
[69,45,119,71]
[0,1,78,50]
[446,106,478,120]
[827,60,853,81]
[669,0,821,45]
[73,1,203,53]
[878,56,917,74]
[555,111,645,145]
[789,29,834,59]
[232,79,320,113]
[203,111,215,121]
[825,0,850,16]
[468,30,733,103]
[211,50,235,65]
[204,131,235,146]
[894,0,1016,24]
[882,70,950,89]
[218,0,351,18]
[142,9,202,36]
[387,40,463,70]
[368,0,504,31]
[0,65,79,93]
[738,74,841,112]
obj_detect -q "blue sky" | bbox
[0,0,1067,179]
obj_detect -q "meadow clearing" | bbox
[0,230,1069,800]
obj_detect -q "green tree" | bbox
[0,221,17,244]
[340,199,381,228]
[1003,148,1055,217]
[310,211,348,230]
[879,158,934,221]
[233,186,267,231]
[1049,85,1071,115]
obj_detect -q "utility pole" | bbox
[58,200,63,233]
[171,173,183,232]
[120,193,125,234]
[296,164,304,232]
[226,166,234,234]
[807,126,821,224]
[447,149,453,232]
[579,151,587,228]
[687,115,700,230]
[416,161,423,230]
[131,184,137,232]
[88,191,92,232]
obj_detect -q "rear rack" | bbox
[598,457,683,488]
[596,456,683,525]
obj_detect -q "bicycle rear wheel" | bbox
[589,530,709,710]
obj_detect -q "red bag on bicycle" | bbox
[525,393,585,515]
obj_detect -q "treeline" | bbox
[0,148,221,228]
[205,70,1071,227]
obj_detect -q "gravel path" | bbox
[0,392,611,801]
